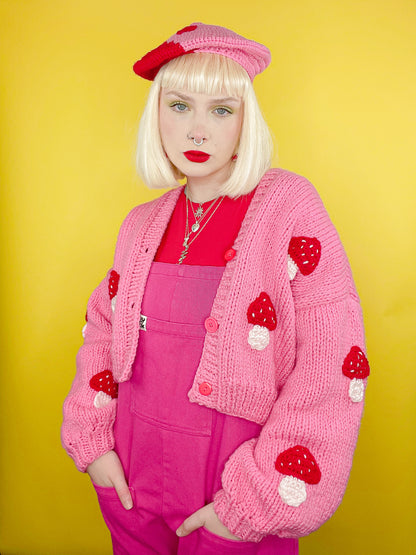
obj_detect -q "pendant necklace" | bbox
[178,188,225,264]
[186,187,218,232]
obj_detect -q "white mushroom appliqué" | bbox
[287,237,321,280]
[109,270,120,313]
[275,445,321,507]
[342,346,370,402]
[246,292,277,350]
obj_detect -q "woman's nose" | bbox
[187,132,206,145]
[188,114,209,145]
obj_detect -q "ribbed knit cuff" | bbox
[213,489,265,543]
[65,427,115,473]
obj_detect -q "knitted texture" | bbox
[133,22,271,81]
[61,168,367,540]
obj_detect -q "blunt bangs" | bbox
[158,53,249,99]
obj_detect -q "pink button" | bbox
[199,382,212,396]
[224,248,236,261]
[204,317,218,333]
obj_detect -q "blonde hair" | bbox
[136,53,273,197]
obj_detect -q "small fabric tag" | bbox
[139,314,147,331]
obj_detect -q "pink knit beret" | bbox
[133,23,271,81]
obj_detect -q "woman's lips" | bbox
[183,150,211,163]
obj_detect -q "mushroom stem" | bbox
[349,378,365,402]
[93,391,113,409]
[287,255,298,281]
[278,475,307,507]
[248,325,270,350]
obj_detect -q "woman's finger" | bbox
[110,453,133,510]
[176,506,206,537]
[113,475,133,510]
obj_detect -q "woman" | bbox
[62,23,369,554]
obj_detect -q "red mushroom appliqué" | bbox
[247,292,277,350]
[287,237,321,280]
[108,270,120,313]
[275,445,321,507]
[90,370,119,408]
[82,310,88,338]
[342,346,370,402]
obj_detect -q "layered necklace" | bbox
[178,187,225,264]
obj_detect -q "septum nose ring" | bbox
[187,134,205,147]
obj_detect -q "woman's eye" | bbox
[171,102,188,112]
[214,106,232,116]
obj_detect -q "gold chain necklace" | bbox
[178,190,225,264]
[185,188,219,233]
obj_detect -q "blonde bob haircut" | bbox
[136,53,273,197]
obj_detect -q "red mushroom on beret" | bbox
[287,237,321,280]
[108,270,120,313]
[342,346,370,402]
[275,445,321,507]
[89,370,118,408]
[247,292,277,350]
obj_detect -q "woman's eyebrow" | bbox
[164,90,240,104]
[213,96,240,104]
[164,90,192,101]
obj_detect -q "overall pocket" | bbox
[93,484,137,536]
[193,526,257,554]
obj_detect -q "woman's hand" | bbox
[176,502,241,540]
[86,450,133,510]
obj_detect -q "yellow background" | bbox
[1,0,415,553]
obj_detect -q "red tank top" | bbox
[155,188,255,266]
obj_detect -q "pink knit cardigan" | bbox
[62,168,368,541]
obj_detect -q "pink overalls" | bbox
[93,262,298,554]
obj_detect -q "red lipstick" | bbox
[184,150,210,163]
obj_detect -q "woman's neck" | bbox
[185,179,224,203]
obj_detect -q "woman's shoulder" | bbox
[257,168,324,214]
[128,187,183,219]
[119,187,183,232]
[110,186,183,255]
[262,167,319,194]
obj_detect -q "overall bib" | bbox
[94,262,298,555]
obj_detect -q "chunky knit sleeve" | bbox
[61,269,118,472]
[61,206,142,472]
[213,179,368,541]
